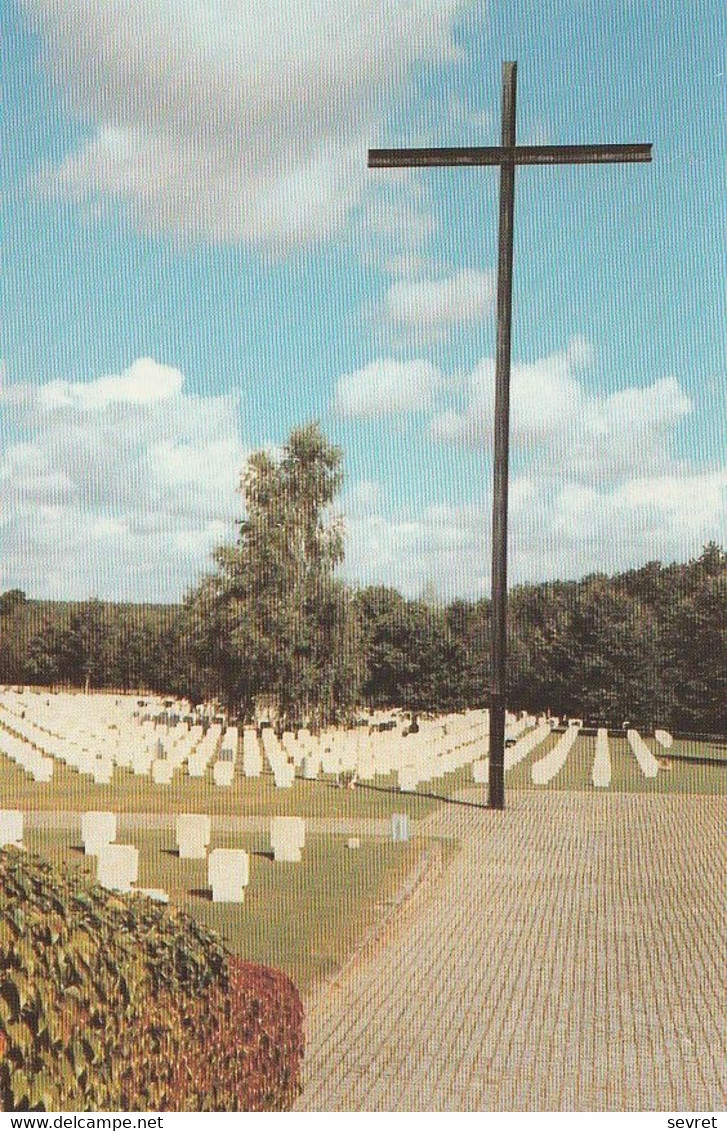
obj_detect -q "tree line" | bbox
[1,425,724,734]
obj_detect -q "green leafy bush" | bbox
[0,847,303,1111]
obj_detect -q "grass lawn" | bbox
[0,754,474,819]
[506,733,726,794]
[25,825,444,992]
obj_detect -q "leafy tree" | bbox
[0,590,26,617]
[188,424,358,724]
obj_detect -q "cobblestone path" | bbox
[296,791,725,1111]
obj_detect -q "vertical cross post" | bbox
[488,61,517,811]
[368,62,650,813]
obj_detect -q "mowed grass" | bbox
[506,733,726,795]
[0,754,464,820]
[1,729,722,819]
[25,825,440,992]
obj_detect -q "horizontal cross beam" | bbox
[369,143,652,168]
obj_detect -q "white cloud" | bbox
[39,358,184,410]
[342,469,727,598]
[385,268,495,330]
[343,498,487,599]
[0,359,248,601]
[23,0,464,245]
[336,336,722,595]
[334,357,442,418]
[431,337,692,479]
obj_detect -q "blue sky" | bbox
[0,0,724,602]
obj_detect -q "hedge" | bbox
[0,847,303,1111]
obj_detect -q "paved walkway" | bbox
[296,791,725,1111]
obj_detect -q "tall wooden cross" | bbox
[369,62,651,810]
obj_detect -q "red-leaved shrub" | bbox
[170,957,304,1111]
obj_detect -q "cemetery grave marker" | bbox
[627,730,660,778]
[0,809,23,847]
[391,813,409,844]
[176,813,212,859]
[532,724,580,785]
[96,844,139,894]
[208,848,249,903]
[592,728,612,789]
[270,817,305,862]
[82,811,117,856]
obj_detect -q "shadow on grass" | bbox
[334,779,492,812]
[189,887,212,902]
[659,753,727,768]
[251,849,274,861]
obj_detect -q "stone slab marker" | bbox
[627,729,660,778]
[213,759,235,786]
[472,757,489,784]
[218,726,238,777]
[151,758,173,784]
[92,758,113,785]
[505,721,551,772]
[273,762,295,789]
[0,810,23,847]
[531,724,580,785]
[398,765,419,793]
[97,844,138,893]
[654,729,673,749]
[82,811,117,856]
[136,888,169,904]
[242,728,263,777]
[32,758,54,783]
[176,813,211,859]
[208,848,249,903]
[592,728,611,788]
[391,812,409,843]
[270,816,305,862]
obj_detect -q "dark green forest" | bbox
[1,426,725,733]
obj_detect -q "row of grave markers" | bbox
[0,809,412,904]
[0,690,673,795]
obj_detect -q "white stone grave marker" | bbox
[242,729,263,778]
[176,814,211,859]
[270,816,305,862]
[391,812,409,843]
[627,730,660,778]
[151,759,173,785]
[135,888,169,904]
[0,810,23,847]
[97,844,138,893]
[82,811,117,856]
[213,760,235,787]
[92,759,113,785]
[32,758,54,783]
[472,758,489,784]
[208,848,249,903]
[398,765,419,793]
[592,728,611,788]
[531,725,580,785]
